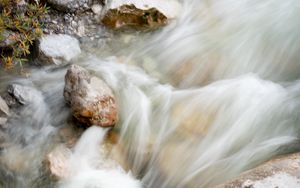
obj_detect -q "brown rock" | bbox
[64,65,118,127]
[101,4,167,30]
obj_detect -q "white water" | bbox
[59,126,141,188]
[1,0,300,188]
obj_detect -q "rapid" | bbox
[1,0,300,187]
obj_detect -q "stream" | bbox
[1,0,300,187]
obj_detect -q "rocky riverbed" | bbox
[1,0,300,188]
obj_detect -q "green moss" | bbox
[0,0,48,69]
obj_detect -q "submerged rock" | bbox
[45,144,71,179]
[64,65,118,127]
[101,4,167,30]
[216,152,300,188]
[36,34,81,65]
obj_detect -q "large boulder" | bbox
[36,34,81,65]
[216,152,300,188]
[64,65,118,127]
[101,0,181,30]
[0,96,10,126]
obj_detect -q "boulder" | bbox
[36,34,81,65]
[64,65,118,127]
[215,152,300,188]
[101,4,167,30]
[47,0,92,12]
[101,0,181,30]
[0,96,10,126]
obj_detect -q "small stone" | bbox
[91,4,102,15]
[71,20,77,27]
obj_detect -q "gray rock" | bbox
[7,84,33,105]
[216,152,300,188]
[0,96,9,127]
[0,96,9,117]
[64,65,118,127]
[47,0,92,12]
[37,34,81,65]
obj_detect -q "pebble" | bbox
[91,4,102,15]
[71,21,77,27]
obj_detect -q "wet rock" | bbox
[45,144,71,179]
[0,96,9,127]
[215,152,300,188]
[1,92,21,109]
[101,4,167,30]
[7,84,34,105]
[36,34,81,65]
[64,65,118,127]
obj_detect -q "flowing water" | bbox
[1,0,300,187]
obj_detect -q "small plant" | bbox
[0,0,48,69]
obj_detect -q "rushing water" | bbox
[1,0,300,187]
